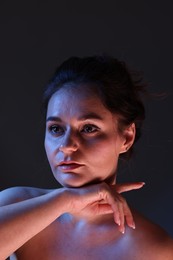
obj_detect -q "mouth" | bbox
[57,161,84,172]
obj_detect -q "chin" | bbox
[55,178,88,188]
[56,178,100,188]
[54,173,115,188]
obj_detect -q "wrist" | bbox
[51,187,74,214]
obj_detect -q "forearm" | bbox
[0,181,144,259]
[0,188,68,259]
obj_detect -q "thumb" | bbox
[115,182,145,194]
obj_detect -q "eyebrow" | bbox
[46,113,104,122]
[78,112,104,121]
[46,116,62,122]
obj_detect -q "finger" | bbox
[115,182,145,194]
[123,198,135,229]
[98,183,121,226]
[107,195,121,226]
[97,203,113,215]
[117,199,125,234]
[98,200,121,227]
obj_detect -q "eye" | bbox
[81,124,99,134]
[48,125,64,136]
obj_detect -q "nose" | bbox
[59,130,78,153]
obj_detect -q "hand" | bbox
[65,182,145,233]
[111,182,145,233]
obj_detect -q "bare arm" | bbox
[0,188,68,259]
[0,182,144,259]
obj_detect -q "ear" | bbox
[119,123,136,154]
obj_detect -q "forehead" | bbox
[46,84,112,120]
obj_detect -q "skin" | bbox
[44,84,135,188]
[0,84,173,260]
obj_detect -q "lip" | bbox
[57,161,84,172]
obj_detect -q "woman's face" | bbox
[44,84,132,188]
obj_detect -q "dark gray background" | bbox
[0,1,173,236]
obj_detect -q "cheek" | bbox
[85,139,119,177]
[44,138,55,163]
[44,146,51,167]
[84,134,120,160]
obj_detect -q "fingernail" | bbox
[132,223,136,229]
[115,218,120,226]
[121,227,125,234]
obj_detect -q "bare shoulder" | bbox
[131,210,173,259]
[0,186,53,206]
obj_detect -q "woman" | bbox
[1,55,173,260]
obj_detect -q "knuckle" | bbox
[97,183,107,199]
[99,182,109,194]
[118,195,126,203]
[100,182,109,190]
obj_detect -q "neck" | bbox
[62,211,116,228]
[61,177,118,226]
[60,212,122,244]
